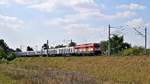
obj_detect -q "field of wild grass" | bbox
[0,56,150,84]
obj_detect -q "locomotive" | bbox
[16,43,101,56]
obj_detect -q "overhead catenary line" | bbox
[132,26,148,55]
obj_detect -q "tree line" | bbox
[22,41,77,51]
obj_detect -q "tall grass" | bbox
[0,56,150,84]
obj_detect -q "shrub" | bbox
[6,52,16,61]
[123,48,144,56]
[0,48,7,60]
[147,49,150,55]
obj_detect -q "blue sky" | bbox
[0,0,149,51]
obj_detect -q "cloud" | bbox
[64,24,106,36]
[93,11,136,20]
[0,14,24,31]
[0,0,8,4]
[26,0,137,42]
[28,0,57,12]
[13,0,34,5]
[63,23,107,42]
[45,9,136,41]
[116,3,146,10]
[0,0,41,6]
[0,0,137,20]
[0,0,139,41]
[126,18,146,28]
[45,16,107,42]
[28,0,96,12]
[0,0,10,7]
[47,10,136,26]
[0,0,96,13]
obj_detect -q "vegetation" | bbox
[55,44,66,48]
[6,52,16,61]
[0,56,150,84]
[69,40,76,47]
[0,39,16,62]
[99,34,149,56]
[27,46,34,51]
[0,48,7,61]
[0,39,10,53]
[16,48,22,52]
[100,35,131,55]
[123,48,150,56]
[42,43,49,50]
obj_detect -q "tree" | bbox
[0,39,9,53]
[50,46,54,49]
[6,52,16,61]
[100,41,108,55]
[55,44,66,48]
[0,39,16,62]
[100,34,131,55]
[122,43,131,50]
[42,43,49,50]
[0,47,7,60]
[27,46,34,51]
[16,48,22,52]
[69,41,76,47]
[110,35,131,54]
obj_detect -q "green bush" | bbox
[123,48,144,56]
[6,52,16,61]
[0,48,16,62]
[0,48,7,60]
[147,49,150,55]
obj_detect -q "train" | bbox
[16,43,101,57]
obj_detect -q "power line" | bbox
[130,26,148,55]
[133,28,145,37]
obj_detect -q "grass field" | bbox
[0,56,150,84]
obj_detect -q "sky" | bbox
[0,0,150,51]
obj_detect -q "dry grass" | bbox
[0,56,150,84]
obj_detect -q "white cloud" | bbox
[62,23,107,42]
[0,0,139,41]
[0,14,24,31]
[28,0,96,12]
[29,1,56,12]
[46,10,136,27]
[64,24,105,36]
[116,3,146,10]
[0,0,136,20]
[45,9,136,40]
[1,0,96,12]
[0,0,41,6]
[14,0,33,5]
[93,11,136,20]
[46,16,107,42]
[0,0,8,4]
[0,0,10,6]
[126,18,146,28]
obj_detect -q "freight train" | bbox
[16,43,101,56]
